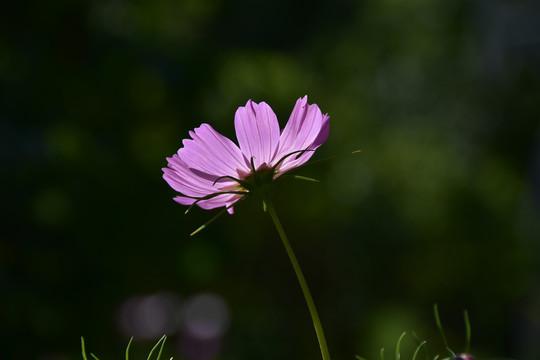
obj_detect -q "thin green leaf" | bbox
[396,332,406,360]
[356,356,368,360]
[380,347,385,360]
[412,332,430,360]
[290,175,320,182]
[147,335,167,360]
[463,309,471,353]
[81,337,88,360]
[412,341,427,360]
[411,332,430,360]
[125,337,134,360]
[90,353,101,360]
[155,335,167,360]
[190,207,228,236]
[433,304,449,349]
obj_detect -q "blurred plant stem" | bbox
[264,195,331,360]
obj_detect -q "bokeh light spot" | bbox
[118,292,182,339]
[182,293,230,340]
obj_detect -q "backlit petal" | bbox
[178,124,248,179]
[234,100,280,169]
[275,96,330,174]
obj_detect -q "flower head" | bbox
[162,96,330,213]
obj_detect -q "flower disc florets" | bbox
[162,96,330,214]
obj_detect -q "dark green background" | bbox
[2,0,539,359]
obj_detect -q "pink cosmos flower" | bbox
[162,96,330,213]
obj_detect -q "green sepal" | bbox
[289,175,319,182]
[183,191,248,214]
[190,207,228,236]
[271,148,314,174]
[213,175,253,191]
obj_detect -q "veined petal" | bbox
[178,124,248,179]
[189,123,249,174]
[275,96,330,174]
[173,193,241,213]
[278,113,330,173]
[277,96,323,156]
[163,155,237,197]
[234,100,280,169]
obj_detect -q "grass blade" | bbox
[125,337,134,360]
[396,332,406,360]
[463,309,471,353]
[412,341,427,360]
[81,337,88,360]
[155,335,167,360]
[433,304,449,349]
[147,335,167,360]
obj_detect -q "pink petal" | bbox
[234,100,280,169]
[275,96,330,174]
[178,124,249,179]
[163,155,237,197]
[163,157,217,196]
[162,122,250,213]
[173,193,240,212]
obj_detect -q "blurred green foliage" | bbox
[1,0,540,359]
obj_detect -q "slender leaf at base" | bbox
[81,337,88,360]
[412,341,427,360]
[464,310,471,354]
[147,335,167,360]
[125,337,133,360]
[433,304,449,350]
[396,332,407,360]
[80,335,170,360]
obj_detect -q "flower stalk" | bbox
[264,194,331,360]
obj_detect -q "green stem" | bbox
[264,195,331,360]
